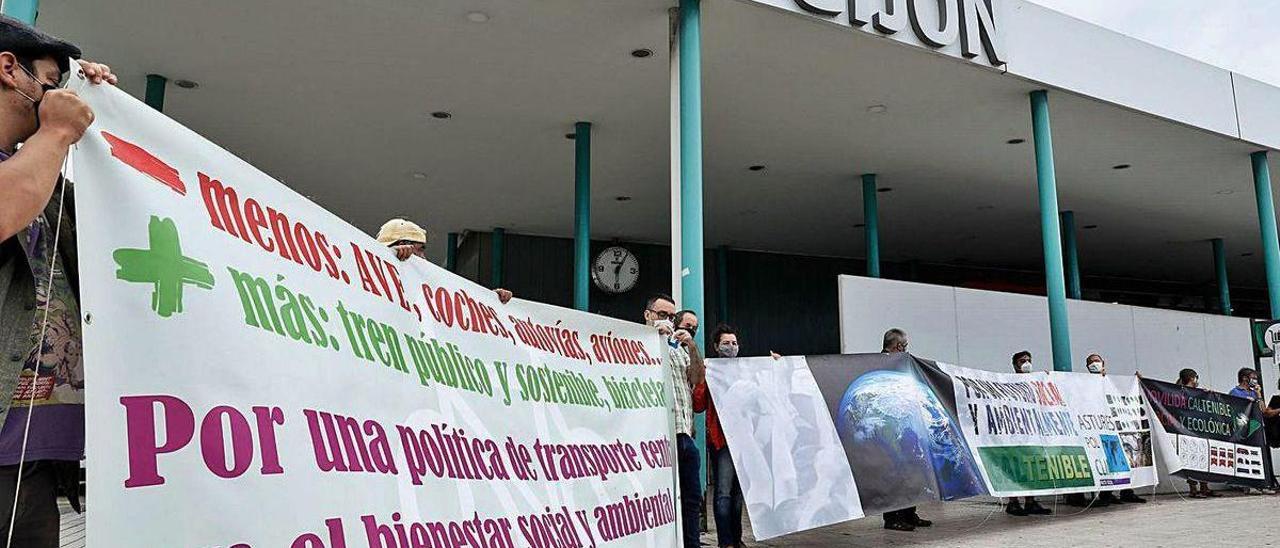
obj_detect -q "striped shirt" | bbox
[665,342,694,436]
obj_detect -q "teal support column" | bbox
[491,228,505,288]
[1252,151,1280,318]
[1060,211,1081,299]
[862,174,880,277]
[573,122,592,311]
[716,246,728,323]
[145,74,166,112]
[678,0,708,492]
[1,0,38,24]
[1212,238,1231,316]
[445,232,459,273]
[1029,90,1073,372]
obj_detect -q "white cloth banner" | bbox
[70,73,679,546]
[704,356,862,541]
[942,364,1158,497]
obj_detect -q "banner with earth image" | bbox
[805,353,987,515]
[711,353,1162,539]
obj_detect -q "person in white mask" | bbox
[1005,351,1053,516]
[1077,354,1147,505]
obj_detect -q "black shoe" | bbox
[1063,494,1088,507]
[909,514,933,527]
[1024,501,1053,515]
[1119,492,1147,504]
[884,519,916,532]
[1005,502,1027,516]
[1097,493,1121,505]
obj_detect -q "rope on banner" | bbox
[4,140,73,548]
[3,69,78,542]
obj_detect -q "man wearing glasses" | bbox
[642,295,705,548]
[0,14,117,546]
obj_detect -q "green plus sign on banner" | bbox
[113,216,215,318]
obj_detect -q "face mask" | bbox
[652,318,673,331]
[1018,362,1032,373]
[1249,378,1259,388]
[717,344,739,358]
[1086,361,1103,374]
[13,62,52,130]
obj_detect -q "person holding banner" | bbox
[0,15,116,547]
[1085,354,1145,505]
[693,324,745,547]
[643,296,705,548]
[1174,368,1219,498]
[1004,351,1053,516]
[879,328,936,531]
[378,218,513,303]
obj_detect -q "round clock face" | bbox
[592,246,639,294]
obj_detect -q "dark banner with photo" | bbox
[806,353,987,516]
[1141,378,1268,488]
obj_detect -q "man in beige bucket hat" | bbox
[377,218,513,304]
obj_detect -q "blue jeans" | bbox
[712,446,744,547]
[677,434,703,548]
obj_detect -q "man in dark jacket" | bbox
[0,14,114,547]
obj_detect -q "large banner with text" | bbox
[709,353,1158,540]
[1141,378,1268,488]
[70,73,680,547]
[942,365,1158,497]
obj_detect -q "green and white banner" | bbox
[69,72,679,547]
[941,364,1157,497]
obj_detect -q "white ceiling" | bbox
[38,0,1278,286]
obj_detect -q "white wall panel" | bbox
[1001,0,1239,139]
[1234,73,1280,151]
[1067,299,1138,375]
[954,287,1050,372]
[838,275,958,362]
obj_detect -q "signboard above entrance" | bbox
[768,0,1005,66]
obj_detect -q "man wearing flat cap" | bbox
[0,14,116,546]
[377,218,513,304]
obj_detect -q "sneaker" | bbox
[1024,501,1053,515]
[1005,502,1027,516]
[884,519,916,532]
[1063,494,1088,507]
[1204,489,1222,498]
[909,513,933,528]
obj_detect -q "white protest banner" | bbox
[942,364,1158,497]
[1049,373,1158,489]
[704,356,862,541]
[69,71,680,547]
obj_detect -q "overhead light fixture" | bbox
[976,205,995,210]
[615,196,632,202]
[466,11,490,23]
[853,223,866,228]
[1215,189,1235,195]
[1006,138,1025,144]
[1083,224,1099,230]
[748,165,766,172]
[430,111,452,119]
[631,48,653,58]
[1243,252,1255,257]
[411,172,427,180]
[565,133,576,140]
[1112,164,1131,170]
[866,104,888,114]
[877,187,893,193]
[173,79,199,89]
